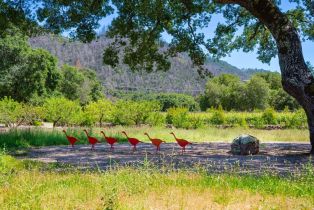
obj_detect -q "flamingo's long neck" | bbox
[145,133,152,140]
[63,131,68,137]
[84,130,89,137]
[171,133,178,140]
[102,132,107,138]
[123,132,129,138]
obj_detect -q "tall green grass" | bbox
[0,126,310,150]
[0,153,313,209]
[0,128,128,149]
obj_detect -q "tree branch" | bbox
[248,22,262,41]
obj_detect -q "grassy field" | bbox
[0,153,313,209]
[0,126,309,150]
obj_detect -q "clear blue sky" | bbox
[95,3,313,72]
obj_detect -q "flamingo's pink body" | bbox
[122,131,142,151]
[83,130,99,150]
[170,132,192,154]
[63,130,79,148]
[144,132,165,152]
[101,131,118,150]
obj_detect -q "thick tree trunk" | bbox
[217,0,314,153]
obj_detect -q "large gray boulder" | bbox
[231,134,260,155]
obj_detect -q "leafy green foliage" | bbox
[0,1,313,82]
[0,34,61,102]
[210,106,225,125]
[112,100,161,126]
[84,99,113,126]
[0,97,23,127]
[245,75,270,111]
[36,0,113,42]
[42,97,81,127]
[146,112,166,127]
[269,89,300,111]
[262,108,277,125]
[59,65,103,105]
[166,107,190,128]
[0,97,43,127]
[154,93,199,111]
[112,92,199,111]
[200,74,270,111]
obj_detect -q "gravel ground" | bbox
[21,142,313,175]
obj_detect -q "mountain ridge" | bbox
[29,35,270,94]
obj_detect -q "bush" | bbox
[262,108,277,125]
[290,109,307,128]
[188,114,205,129]
[166,107,190,128]
[225,114,246,127]
[245,115,264,128]
[146,112,166,126]
[210,106,225,125]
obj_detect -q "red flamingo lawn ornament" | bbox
[62,130,79,148]
[144,132,165,152]
[83,129,99,150]
[101,131,118,150]
[121,131,142,151]
[170,132,192,154]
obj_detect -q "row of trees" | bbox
[199,73,299,111]
[0,97,306,129]
[0,34,103,105]
[0,97,161,127]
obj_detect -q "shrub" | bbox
[188,114,205,129]
[166,107,190,128]
[146,112,166,126]
[245,115,264,128]
[210,108,225,125]
[262,108,277,125]
[225,114,246,127]
[291,109,307,128]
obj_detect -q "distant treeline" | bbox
[0,33,300,119]
[112,72,300,112]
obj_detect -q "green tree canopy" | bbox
[201,73,270,111]
[0,34,61,102]
[0,97,23,127]
[42,97,81,127]
[84,99,113,126]
[59,65,103,105]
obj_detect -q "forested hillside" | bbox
[30,35,270,94]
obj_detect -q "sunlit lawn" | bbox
[0,154,313,209]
